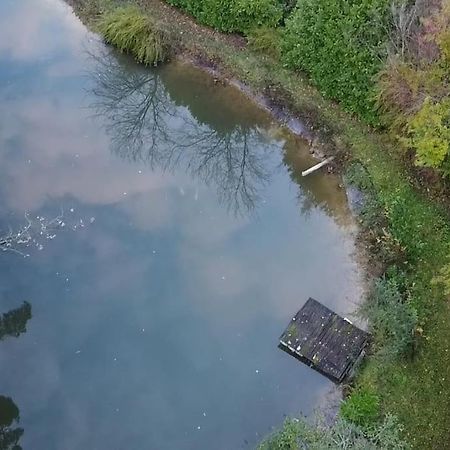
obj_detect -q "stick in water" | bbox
[301,156,335,177]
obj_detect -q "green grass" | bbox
[97,6,171,65]
[341,387,380,428]
[69,0,450,447]
[342,129,450,448]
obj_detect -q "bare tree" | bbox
[388,0,443,62]
[389,1,420,58]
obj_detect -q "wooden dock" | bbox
[279,298,369,383]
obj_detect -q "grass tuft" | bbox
[98,6,170,65]
[341,387,380,428]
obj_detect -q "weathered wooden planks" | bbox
[279,298,369,383]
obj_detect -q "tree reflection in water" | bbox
[89,52,274,214]
[0,302,32,450]
[0,396,23,450]
[0,302,31,342]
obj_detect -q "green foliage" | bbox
[98,6,171,65]
[375,60,423,131]
[375,2,450,176]
[341,388,380,428]
[361,277,417,361]
[382,188,428,263]
[246,26,281,59]
[282,0,390,124]
[167,0,282,33]
[431,261,450,296]
[258,418,301,450]
[258,415,408,449]
[345,162,405,264]
[404,97,450,174]
[439,29,450,68]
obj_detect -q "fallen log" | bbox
[302,156,335,177]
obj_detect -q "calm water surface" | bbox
[0,1,363,448]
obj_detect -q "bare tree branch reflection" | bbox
[89,52,175,167]
[88,52,273,214]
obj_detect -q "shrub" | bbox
[258,414,408,449]
[376,1,450,175]
[166,0,282,33]
[246,26,281,59]
[258,418,302,450]
[341,388,380,428]
[282,0,390,124]
[361,277,418,361]
[231,0,283,32]
[404,97,450,174]
[98,6,171,65]
[439,29,450,67]
[376,59,423,130]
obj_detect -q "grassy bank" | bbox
[69,0,450,448]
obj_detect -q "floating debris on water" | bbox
[0,209,96,257]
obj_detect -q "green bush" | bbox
[98,6,171,65]
[282,0,390,124]
[246,26,281,59]
[258,415,408,449]
[167,0,282,33]
[404,97,450,175]
[375,3,450,176]
[341,388,380,428]
[258,418,302,450]
[361,277,417,361]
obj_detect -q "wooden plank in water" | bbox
[279,298,369,383]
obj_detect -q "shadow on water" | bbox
[88,51,352,222]
[0,302,32,450]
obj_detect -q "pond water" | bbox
[0,1,363,449]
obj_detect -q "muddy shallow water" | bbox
[0,1,363,448]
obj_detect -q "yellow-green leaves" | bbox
[98,6,170,66]
[405,97,450,172]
